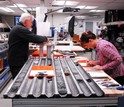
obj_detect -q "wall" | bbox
[48,14,102,36]
[48,14,69,28]
[0,14,103,37]
[74,19,84,37]
[1,15,14,28]
[74,18,102,37]
[84,19,102,36]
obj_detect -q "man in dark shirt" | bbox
[8,13,48,79]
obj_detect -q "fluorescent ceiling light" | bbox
[76,6,85,9]
[27,8,32,11]
[89,10,96,12]
[20,8,28,13]
[76,5,97,9]
[26,8,36,11]
[9,4,27,7]
[66,1,79,5]
[76,16,86,19]
[57,9,63,13]
[85,6,97,9]
[90,10,105,12]
[52,1,65,5]
[32,8,36,11]
[16,4,27,7]
[0,7,15,12]
[52,1,79,6]
[96,10,105,12]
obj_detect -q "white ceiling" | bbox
[0,0,124,19]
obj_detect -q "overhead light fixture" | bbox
[52,1,79,6]
[76,16,86,19]
[7,3,28,13]
[20,8,28,13]
[0,7,15,12]
[85,6,97,9]
[89,10,96,12]
[57,9,63,13]
[52,1,65,5]
[32,8,36,11]
[76,5,97,9]
[65,1,79,5]
[27,8,32,11]
[90,10,105,12]
[8,3,27,7]
[16,4,27,7]
[76,6,85,9]
[26,8,36,12]
[96,10,105,12]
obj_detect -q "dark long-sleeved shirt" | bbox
[96,38,124,78]
[8,22,47,67]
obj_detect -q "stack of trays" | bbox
[4,57,104,98]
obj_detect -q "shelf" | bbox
[103,21,124,26]
[0,72,12,92]
[0,48,8,55]
[0,67,10,79]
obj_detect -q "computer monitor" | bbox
[14,16,20,25]
[64,16,75,37]
[68,16,75,37]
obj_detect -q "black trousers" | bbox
[9,66,22,79]
[114,75,124,86]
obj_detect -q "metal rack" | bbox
[4,57,104,99]
[0,41,11,92]
[4,57,122,107]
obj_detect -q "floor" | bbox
[0,79,13,107]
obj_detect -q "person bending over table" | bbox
[80,31,124,86]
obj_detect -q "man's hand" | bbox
[43,38,50,45]
[37,38,50,46]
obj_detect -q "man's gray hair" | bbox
[19,13,34,23]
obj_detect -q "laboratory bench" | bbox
[0,44,124,107]
[0,56,124,107]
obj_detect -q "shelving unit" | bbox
[0,67,11,92]
[104,10,124,61]
[0,37,12,93]
[103,21,124,26]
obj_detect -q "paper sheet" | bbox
[29,70,54,77]
[29,66,54,77]
[87,71,108,78]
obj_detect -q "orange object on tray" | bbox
[29,66,54,78]
[31,66,54,70]
[32,50,47,56]
[77,59,87,63]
